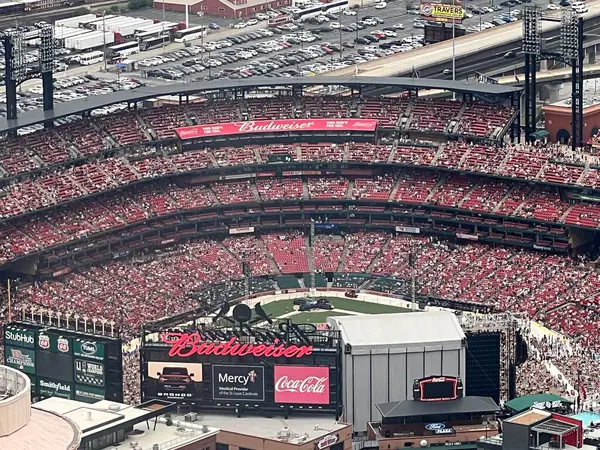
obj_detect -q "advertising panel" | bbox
[274,366,330,404]
[4,326,36,349]
[176,119,379,139]
[38,377,73,399]
[73,339,105,361]
[212,365,265,401]
[75,359,105,387]
[4,345,36,375]
[75,384,106,403]
[420,2,465,22]
[37,331,73,355]
[37,351,74,382]
[146,361,203,400]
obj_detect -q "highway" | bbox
[325,0,600,78]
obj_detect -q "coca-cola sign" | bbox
[175,119,379,139]
[274,366,330,405]
[161,332,313,359]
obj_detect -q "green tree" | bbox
[72,6,90,16]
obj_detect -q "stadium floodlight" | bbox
[39,24,55,74]
[522,7,542,55]
[561,10,579,61]
[7,30,25,81]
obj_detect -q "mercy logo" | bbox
[218,370,257,386]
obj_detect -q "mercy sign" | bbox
[162,332,314,359]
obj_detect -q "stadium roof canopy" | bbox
[327,311,465,353]
[376,396,500,419]
[504,393,573,413]
[0,76,521,133]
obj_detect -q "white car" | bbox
[246,18,259,25]
[574,5,588,12]
[343,9,357,15]
[384,30,397,37]
[29,85,43,94]
[256,13,269,20]
[375,2,387,8]
[234,22,247,28]
[392,23,404,30]
[546,3,561,9]
[330,21,341,28]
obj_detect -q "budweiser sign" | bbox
[175,119,379,139]
[274,366,330,404]
[161,332,313,359]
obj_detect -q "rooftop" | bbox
[506,409,551,426]
[0,408,81,450]
[195,413,348,443]
[327,311,465,352]
[376,396,500,419]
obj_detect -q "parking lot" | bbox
[2,0,556,113]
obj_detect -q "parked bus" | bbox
[107,41,140,62]
[173,25,206,43]
[267,15,293,28]
[79,50,104,65]
[294,0,348,21]
[140,36,169,51]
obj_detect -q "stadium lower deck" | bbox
[0,92,599,409]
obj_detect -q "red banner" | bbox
[176,119,379,139]
[274,365,329,404]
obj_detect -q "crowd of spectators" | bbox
[3,231,600,403]
[2,170,600,266]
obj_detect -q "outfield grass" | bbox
[290,311,351,323]
[261,297,411,320]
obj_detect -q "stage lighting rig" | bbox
[522,7,542,55]
[39,24,55,73]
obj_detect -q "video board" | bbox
[141,326,342,415]
[2,322,123,403]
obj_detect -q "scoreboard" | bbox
[3,322,123,403]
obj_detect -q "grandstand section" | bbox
[1,78,600,418]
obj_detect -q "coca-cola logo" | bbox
[274,366,330,405]
[275,375,327,394]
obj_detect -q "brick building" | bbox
[153,0,291,18]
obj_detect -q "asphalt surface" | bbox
[6,0,558,108]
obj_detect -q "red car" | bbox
[157,367,196,393]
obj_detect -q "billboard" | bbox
[420,2,465,22]
[4,346,36,375]
[413,376,463,401]
[2,322,123,403]
[37,351,74,382]
[73,339,105,361]
[274,366,330,404]
[38,378,73,399]
[75,384,106,403]
[37,331,73,355]
[176,119,379,139]
[4,326,35,349]
[75,359,105,387]
[212,365,265,401]
[146,361,203,400]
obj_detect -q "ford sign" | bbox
[425,423,446,431]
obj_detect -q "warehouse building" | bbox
[327,311,467,434]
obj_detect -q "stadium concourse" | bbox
[1,82,600,411]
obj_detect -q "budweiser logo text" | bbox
[275,375,327,394]
[175,118,379,139]
[161,332,313,359]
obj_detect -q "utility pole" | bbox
[102,11,107,71]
